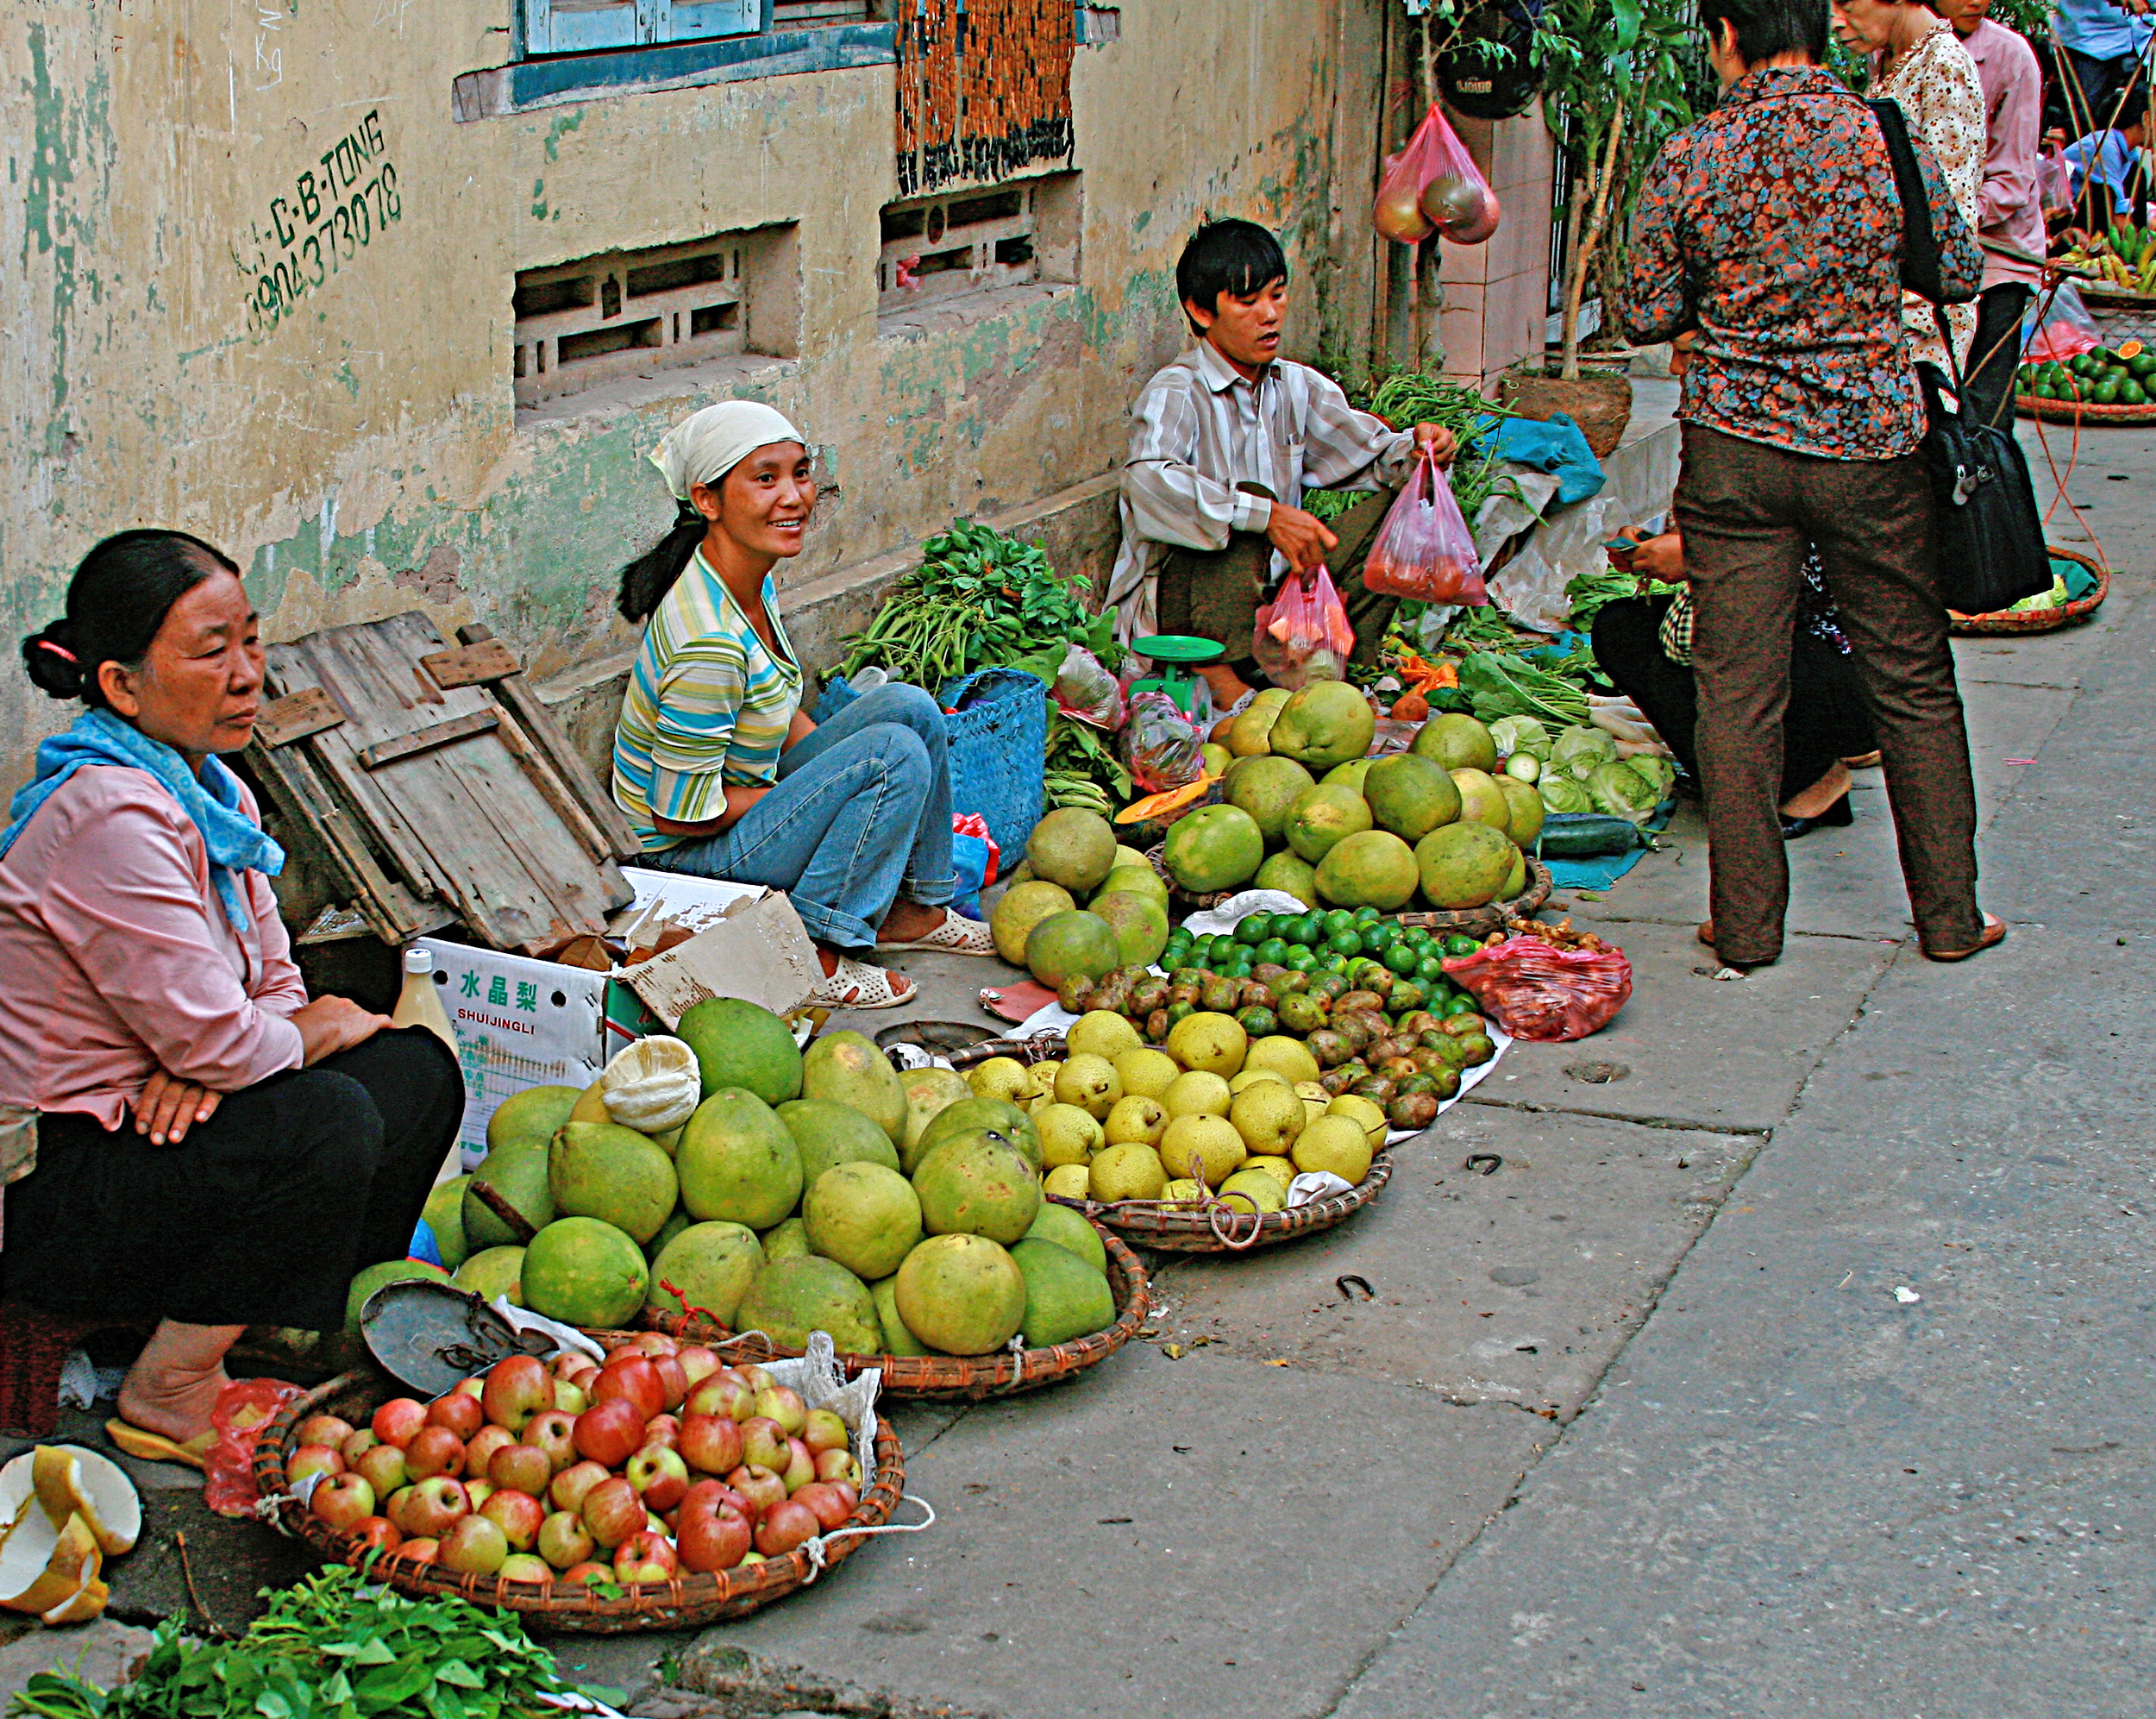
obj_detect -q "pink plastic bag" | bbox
[1375,104,1500,246]
[1253,567,1354,687]
[1364,452,1488,604]
[204,1376,305,1518]
[1442,938,1633,1042]
[2022,279,2100,364]
[1052,643,1125,730]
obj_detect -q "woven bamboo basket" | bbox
[1145,849,1552,931]
[946,1037,1393,1253]
[2076,280,2156,311]
[633,1226,1150,1402]
[254,1373,909,1634]
[1949,549,2110,636]
[2015,390,2156,424]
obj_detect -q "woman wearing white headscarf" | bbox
[611,401,992,1009]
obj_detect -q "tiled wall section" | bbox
[1437,101,1557,385]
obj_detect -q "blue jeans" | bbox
[642,682,955,951]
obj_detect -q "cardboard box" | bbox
[617,888,821,1028]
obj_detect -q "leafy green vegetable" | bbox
[1552,724,1617,780]
[1487,714,1552,762]
[1563,566,1685,631]
[1539,775,1594,813]
[1588,758,1659,822]
[1626,753,1677,800]
[1457,652,1593,731]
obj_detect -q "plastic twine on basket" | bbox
[799,1493,938,1583]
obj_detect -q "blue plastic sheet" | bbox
[1541,798,1677,893]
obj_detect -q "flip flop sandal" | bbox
[808,955,917,1010]
[105,1418,215,1471]
[1923,913,2005,963]
[877,913,997,957]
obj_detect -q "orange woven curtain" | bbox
[896,0,1075,196]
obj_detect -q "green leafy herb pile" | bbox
[1563,566,1683,631]
[1304,368,1525,527]
[840,518,1117,691]
[1457,650,1595,731]
[6,1565,601,1719]
[1045,714,1129,813]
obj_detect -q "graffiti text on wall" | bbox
[240,110,400,337]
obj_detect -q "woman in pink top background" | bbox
[1,530,461,1450]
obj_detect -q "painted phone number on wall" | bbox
[243,109,401,336]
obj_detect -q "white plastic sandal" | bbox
[876,912,996,957]
[807,955,916,1010]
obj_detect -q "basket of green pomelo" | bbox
[2018,345,2156,421]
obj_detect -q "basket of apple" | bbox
[254,1335,913,1632]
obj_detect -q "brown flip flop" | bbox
[1923,913,2006,963]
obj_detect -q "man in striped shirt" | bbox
[1106,219,1456,708]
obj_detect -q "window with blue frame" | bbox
[518,0,874,59]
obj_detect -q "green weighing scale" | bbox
[1130,634,1223,718]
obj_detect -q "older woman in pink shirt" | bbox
[1,530,461,1451]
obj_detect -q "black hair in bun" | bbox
[18,529,238,708]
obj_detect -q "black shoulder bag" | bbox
[1870,98,2052,616]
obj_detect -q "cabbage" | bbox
[1626,753,1677,801]
[1539,775,1593,813]
[1588,759,1658,824]
[1487,714,1552,762]
[1553,725,1616,781]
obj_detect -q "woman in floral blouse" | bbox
[1835,0,1988,369]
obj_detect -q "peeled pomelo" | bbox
[26,1446,141,1557]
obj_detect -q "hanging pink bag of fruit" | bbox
[1374,104,1501,245]
[1363,449,1488,605]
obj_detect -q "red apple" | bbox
[343,1516,404,1564]
[425,1392,485,1441]
[643,1413,681,1452]
[482,1355,555,1432]
[591,1356,665,1422]
[634,1331,680,1358]
[454,1376,485,1402]
[814,1447,862,1486]
[371,1398,427,1449]
[522,1411,578,1473]
[498,1553,554,1584]
[626,1444,690,1510]
[354,1442,410,1498]
[677,1346,722,1389]
[383,1485,417,1533]
[537,1509,596,1571]
[679,1414,745,1477]
[395,1537,440,1566]
[287,1445,343,1485]
[339,1428,380,1466]
[686,1373,754,1422]
[400,1475,471,1539]
[404,1425,467,1482]
[559,1561,613,1585]
[726,1464,787,1519]
[573,1397,648,1468]
[680,1478,749,1520]
[552,1380,589,1417]
[613,1529,677,1584]
[465,1424,517,1477]
[780,1438,814,1495]
[488,1442,554,1498]
[550,1459,611,1515]
[580,1476,647,1549]
[676,1504,753,1574]
[754,1498,818,1557]
[479,1486,544,1552]
[438,1513,509,1576]
[559,1352,599,1383]
[651,1356,690,1411]
[738,1416,788,1471]
[736,1364,774,1394]
[801,1408,849,1455]
[755,1384,806,1436]
[297,1414,354,1449]
[310,1471,376,1532]
[828,1479,860,1515]
[790,1481,853,1534]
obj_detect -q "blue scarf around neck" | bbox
[0,708,285,934]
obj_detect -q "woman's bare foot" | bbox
[1778,759,1851,820]
[117,1320,244,1444]
[877,900,947,944]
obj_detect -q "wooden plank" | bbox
[420,639,521,689]
[458,624,644,861]
[491,703,613,864]
[254,687,345,749]
[357,710,498,770]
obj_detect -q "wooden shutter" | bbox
[523,0,646,55]
[655,0,763,41]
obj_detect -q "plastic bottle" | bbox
[391,946,457,1051]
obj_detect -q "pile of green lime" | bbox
[1163,907,1488,1017]
[2021,345,2154,406]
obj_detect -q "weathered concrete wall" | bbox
[0,0,1388,787]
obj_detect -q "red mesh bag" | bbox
[204,1376,304,1517]
[1442,937,1633,1042]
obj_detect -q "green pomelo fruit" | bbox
[1025,910,1121,988]
[1363,753,1462,841]
[991,879,1076,964]
[1497,777,1545,848]
[1114,844,1150,872]
[1286,782,1374,863]
[1012,1237,1118,1347]
[899,1066,972,1165]
[1022,1202,1108,1277]
[1501,850,1529,898]
[1412,712,1499,772]
[677,997,804,1105]
[1226,697,1287,757]
[486,1086,581,1156]
[1025,807,1118,893]
[454,1245,525,1307]
[1090,891,1170,968]
[912,1131,1042,1244]
[1094,864,1169,908]
[1415,822,1520,909]
[1314,829,1420,910]
[677,1088,805,1230]
[761,1216,812,1261]
[737,1255,883,1353]
[1163,804,1264,893]
[344,1258,449,1333]
[894,1234,1027,1355]
[1267,681,1376,771]
[463,1142,555,1252]
[548,1120,679,1245]
[801,1030,908,1145]
[1449,768,1513,836]
[1225,756,1317,846]
[914,1095,1042,1176]
[649,1221,765,1327]
[1322,758,1374,794]
[422,1176,471,1270]
[804,1161,924,1283]
[1253,850,1319,907]
[869,1274,931,1356]
[646,1209,692,1262]
[521,1216,650,1329]
[778,1097,903,1187]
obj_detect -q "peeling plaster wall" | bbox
[0,0,1382,781]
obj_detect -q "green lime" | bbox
[1284,946,1318,972]
[1166,1001,1194,1025]
[1254,937,1290,966]
[1415,953,1447,983]
[1442,994,1476,1017]
[1384,942,1420,976]
[1234,918,1268,946]
[1327,929,1363,957]
[2123,380,2148,405]
[1285,915,1320,946]
[1317,950,1348,973]
[1444,933,1482,957]
[1351,906,1382,925]
[1363,923,1398,953]
[1323,907,1357,935]
[1228,957,1253,979]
